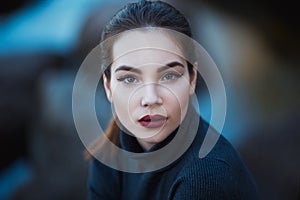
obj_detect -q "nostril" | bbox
[140,84,163,107]
[141,96,163,107]
[142,103,149,107]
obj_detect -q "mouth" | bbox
[138,115,167,128]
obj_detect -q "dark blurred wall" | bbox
[195,0,300,199]
[0,0,39,15]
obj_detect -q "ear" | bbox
[189,62,198,95]
[103,74,112,103]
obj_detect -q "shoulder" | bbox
[193,119,252,173]
[88,157,121,200]
[88,157,121,186]
[169,122,259,199]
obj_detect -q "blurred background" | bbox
[0,0,299,199]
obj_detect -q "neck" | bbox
[136,138,154,151]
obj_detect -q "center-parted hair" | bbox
[100,0,195,81]
[88,0,196,149]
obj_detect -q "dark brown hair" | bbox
[88,1,196,157]
[101,0,195,82]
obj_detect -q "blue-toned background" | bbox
[0,0,299,199]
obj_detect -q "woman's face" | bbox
[104,30,197,150]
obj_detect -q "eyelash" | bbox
[116,72,183,84]
[161,72,183,82]
[116,75,139,84]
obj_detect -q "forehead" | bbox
[112,30,185,67]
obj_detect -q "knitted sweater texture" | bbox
[88,111,258,199]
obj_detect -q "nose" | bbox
[140,84,163,107]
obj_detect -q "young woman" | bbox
[87,1,258,199]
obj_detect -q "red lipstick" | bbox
[138,115,167,128]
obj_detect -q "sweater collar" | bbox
[119,103,198,153]
[120,126,179,153]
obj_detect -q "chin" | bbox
[142,131,169,144]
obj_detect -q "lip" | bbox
[138,115,167,128]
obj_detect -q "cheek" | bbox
[110,80,132,102]
[111,84,141,121]
[111,85,130,115]
[166,80,191,102]
[164,81,191,117]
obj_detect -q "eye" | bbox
[161,72,182,82]
[117,75,139,84]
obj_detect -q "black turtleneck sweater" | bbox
[87,109,259,200]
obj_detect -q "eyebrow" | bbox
[114,61,184,74]
[157,61,185,73]
[115,66,142,74]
